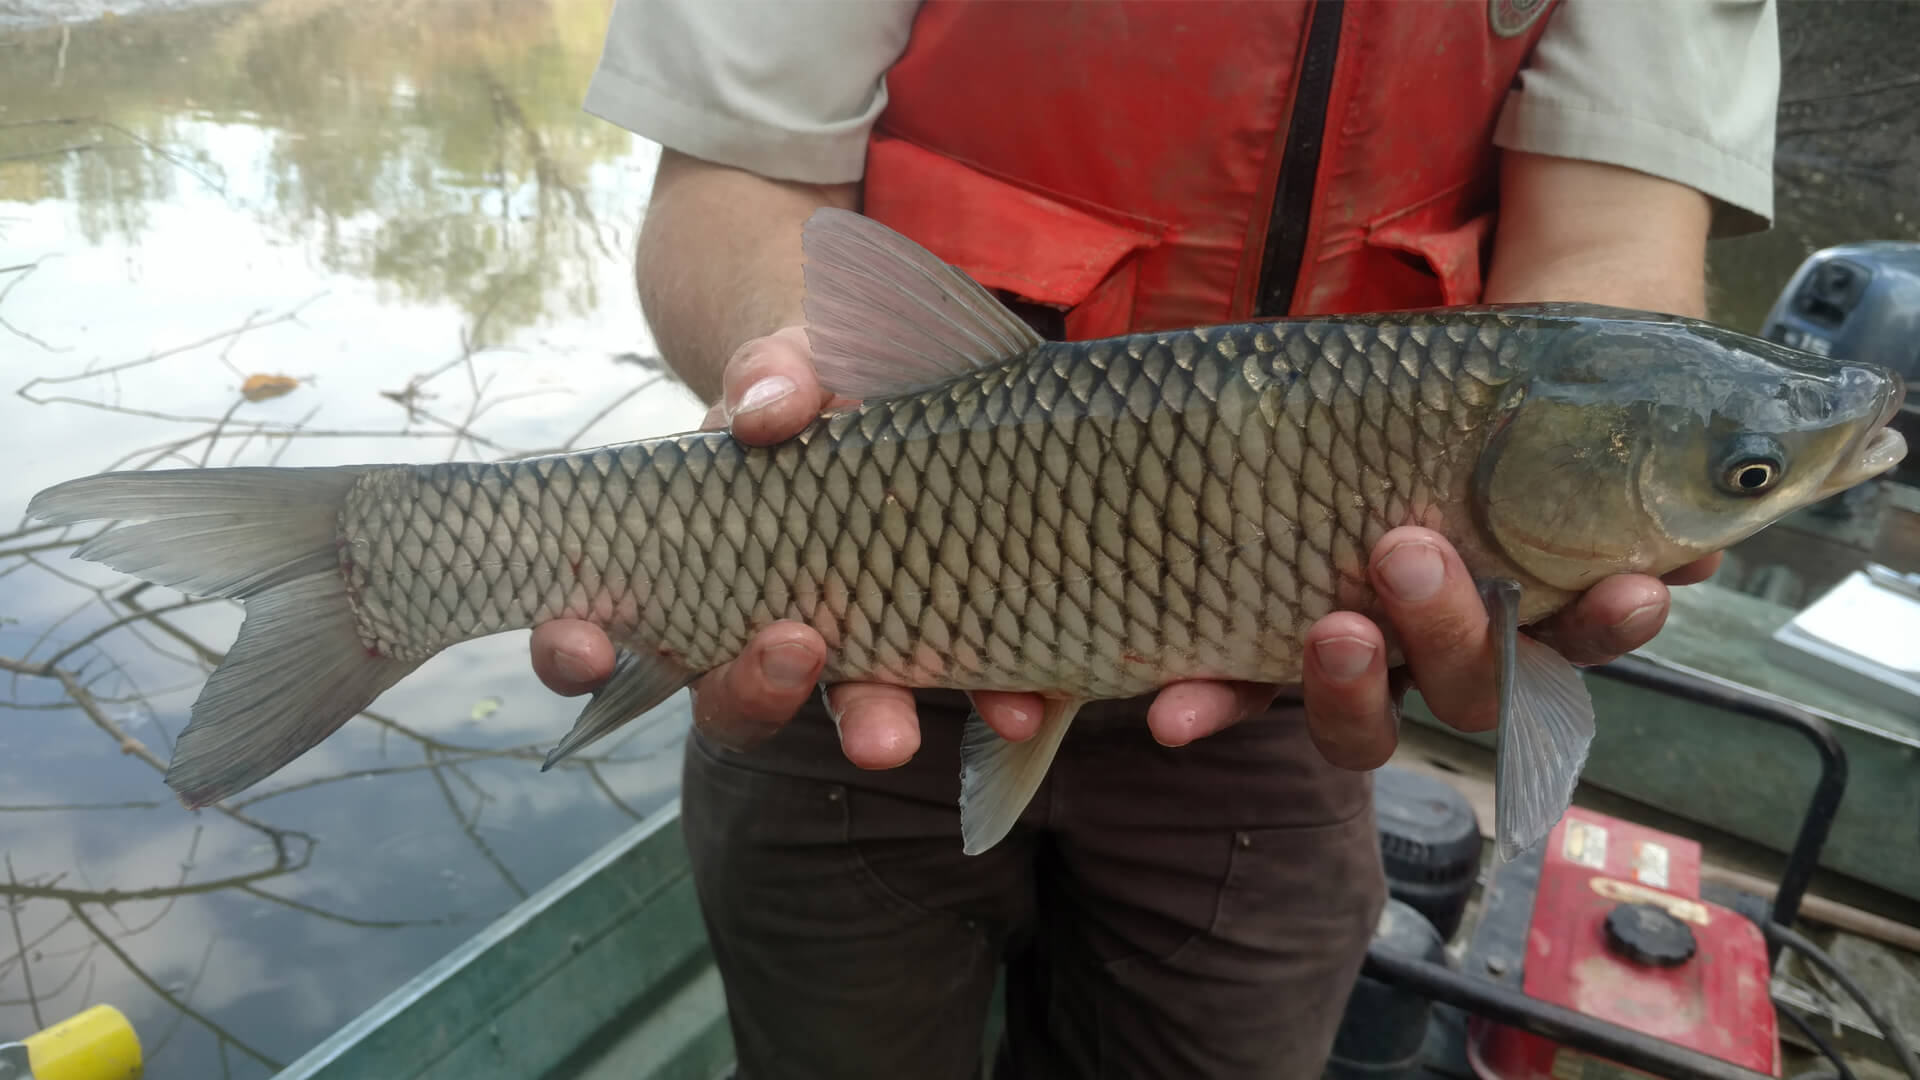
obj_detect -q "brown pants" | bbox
[681,690,1386,1080]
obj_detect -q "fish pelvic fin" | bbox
[28,466,420,808]
[958,695,1082,856]
[540,648,693,770]
[1480,577,1596,862]
[800,207,1044,400]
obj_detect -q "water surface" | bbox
[0,0,701,1074]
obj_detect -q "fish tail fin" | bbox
[28,467,421,807]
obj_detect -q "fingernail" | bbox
[553,648,594,684]
[1612,600,1665,636]
[1314,636,1377,682]
[1154,708,1200,748]
[1378,541,1444,602]
[760,641,815,689]
[729,375,796,419]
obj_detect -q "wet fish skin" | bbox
[340,311,1538,698]
[26,208,1906,857]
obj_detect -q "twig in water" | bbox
[583,761,642,821]
[68,902,282,1070]
[52,25,69,88]
[15,292,322,399]
[228,752,508,810]
[0,654,315,858]
[0,535,95,561]
[0,258,68,353]
[236,885,458,930]
[142,934,216,1063]
[425,749,527,900]
[6,857,44,1029]
[41,597,209,669]
[520,373,667,457]
[0,800,165,812]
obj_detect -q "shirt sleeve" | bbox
[1494,0,1780,236]
[584,0,920,184]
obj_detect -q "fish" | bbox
[26,209,1908,860]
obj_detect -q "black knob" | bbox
[1603,903,1696,968]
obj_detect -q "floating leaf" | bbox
[469,696,503,722]
[240,374,300,402]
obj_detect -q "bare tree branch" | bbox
[236,885,460,930]
[68,902,281,1070]
[6,858,44,1030]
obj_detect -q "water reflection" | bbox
[0,0,701,1075]
[1,0,638,337]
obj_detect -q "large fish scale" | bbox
[337,313,1534,700]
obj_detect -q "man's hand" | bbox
[531,325,1357,766]
[530,326,1050,766]
[1294,531,1718,770]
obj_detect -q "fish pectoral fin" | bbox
[1481,578,1596,863]
[958,695,1083,856]
[541,648,693,771]
[800,208,1044,401]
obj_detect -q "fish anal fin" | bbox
[800,207,1045,400]
[958,695,1082,856]
[541,648,693,770]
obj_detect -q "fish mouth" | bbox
[1824,376,1909,491]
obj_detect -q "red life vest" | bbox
[862,0,1557,339]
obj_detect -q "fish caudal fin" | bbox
[1481,578,1596,861]
[168,575,416,807]
[27,467,419,808]
[540,649,693,770]
[958,696,1082,856]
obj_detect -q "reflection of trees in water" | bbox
[0,295,672,1077]
[0,0,634,340]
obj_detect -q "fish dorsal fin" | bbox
[801,207,1045,400]
[1480,577,1597,862]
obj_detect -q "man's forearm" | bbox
[635,150,861,404]
[1482,150,1713,318]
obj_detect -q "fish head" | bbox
[1475,314,1907,592]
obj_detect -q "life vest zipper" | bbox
[1254,0,1345,317]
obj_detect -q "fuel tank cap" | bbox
[1603,902,1697,967]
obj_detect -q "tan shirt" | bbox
[585,0,1778,235]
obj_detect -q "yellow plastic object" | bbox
[21,1006,142,1080]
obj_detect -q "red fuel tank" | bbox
[1469,807,1780,1078]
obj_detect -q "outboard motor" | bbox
[1762,242,1920,502]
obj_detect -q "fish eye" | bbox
[1726,460,1780,493]
[1718,435,1786,496]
